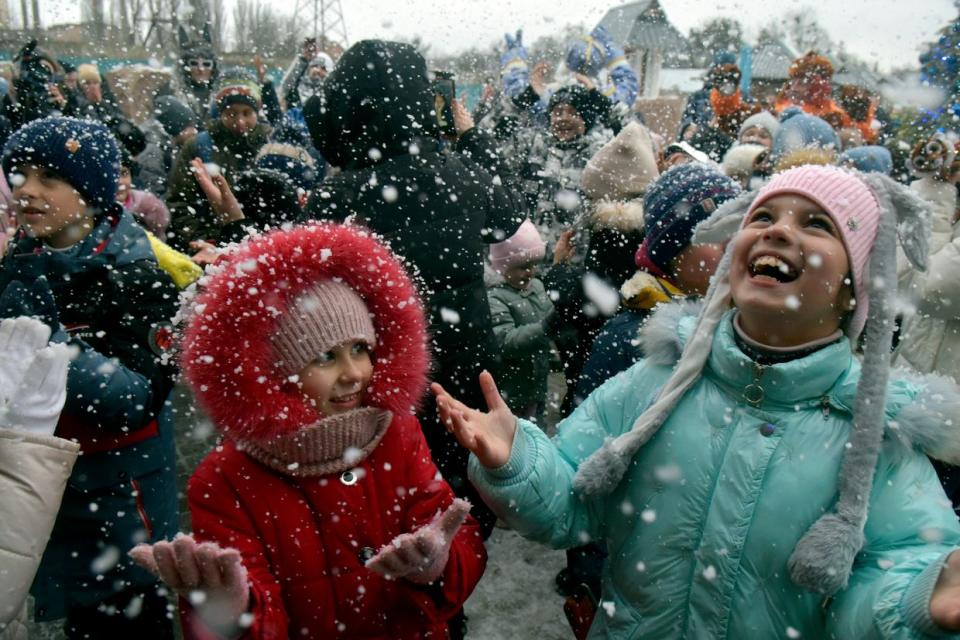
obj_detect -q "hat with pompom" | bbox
[573,165,932,599]
[2,116,121,210]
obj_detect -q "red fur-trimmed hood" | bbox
[180,223,430,441]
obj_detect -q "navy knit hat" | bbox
[636,163,741,276]
[2,116,121,210]
[154,95,197,137]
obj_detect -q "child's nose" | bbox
[762,221,793,242]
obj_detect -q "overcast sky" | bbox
[38,0,957,72]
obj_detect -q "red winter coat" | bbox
[186,412,486,639]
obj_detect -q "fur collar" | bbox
[638,299,960,463]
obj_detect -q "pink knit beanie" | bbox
[272,280,377,375]
[745,165,879,339]
[489,219,545,273]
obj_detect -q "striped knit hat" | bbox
[214,67,261,111]
[574,165,932,597]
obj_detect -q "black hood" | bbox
[304,40,439,169]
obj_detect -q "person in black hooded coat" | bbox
[300,40,525,538]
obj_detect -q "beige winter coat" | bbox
[895,177,960,380]
[0,429,79,638]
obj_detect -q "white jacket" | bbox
[0,429,78,637]
[895,177,960,380]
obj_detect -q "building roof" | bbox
[750,38,796,80]
[597,0,687,52]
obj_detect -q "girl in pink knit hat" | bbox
[435,165,960,637]
[128,223,486,639]
[487,219,554,423]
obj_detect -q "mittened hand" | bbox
[365,499,472,585]
[130,534,251,633]
[0,316,52,405]
[0,339,71,436]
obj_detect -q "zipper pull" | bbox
[743,361,766,407]
[820,396,831,420]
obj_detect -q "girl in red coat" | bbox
[130,223,487,639]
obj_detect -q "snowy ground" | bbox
[465,527,573,639]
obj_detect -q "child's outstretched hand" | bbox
[431,370,517,469]
[190,158,244,225]
[130,534,250,633]
[365,499,471,584]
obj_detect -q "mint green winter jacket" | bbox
[470,302,960,639]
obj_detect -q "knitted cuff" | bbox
[901,551,955,637]
[474,417,535,483]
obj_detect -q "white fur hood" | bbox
[638,299,960,464]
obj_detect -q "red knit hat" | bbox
[789,51,834,79]
[180,223,430,441]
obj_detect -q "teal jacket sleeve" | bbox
[468,361,665,548]
[826,446,960,639]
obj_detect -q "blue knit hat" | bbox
[566,29,607,77]
[2,116,121,209]
[839,146,892,175]
[636,163,741,276]
[772,112,839,160]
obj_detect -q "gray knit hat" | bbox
[573,166,932,597]
[272,280,377,375]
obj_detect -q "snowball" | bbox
[554,189,581,212]
[641,509,656,523]
[382,185,398,203]
[601,601,616,617]
[90,546,121,574]
[784,295,800,310]
[188,590,207,606]
[702,565,717,581]
[319,248,333,262]
[654,464,683,483]
[343,446,364,465]
[582,272,620,317]
[440,307,460,324]
[368,148,382,161]
[203,162,221,177]
[807,253,822,268]
[635,561,646,572]
[786,627,801,639]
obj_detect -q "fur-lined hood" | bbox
[587,198,645,233]
[639,299,960,464]
[180,223,430,442]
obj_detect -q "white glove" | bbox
[0,317,51,406]
[0,340,70,436]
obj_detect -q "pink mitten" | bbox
[366,498,471,585]
[130,534,250,633]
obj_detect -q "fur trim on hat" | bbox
[589,199,646,233]
[180,223,430,442]
[789,51,834,79]
[773,147,837,172]
[722,143,766,178]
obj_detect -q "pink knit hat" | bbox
[272,280,377,375]
[489,219,545,273]
[745,165,880,339]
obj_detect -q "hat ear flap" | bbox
[692,188,756,244]
[860,172,931,272]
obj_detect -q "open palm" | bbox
[431,370,517,469]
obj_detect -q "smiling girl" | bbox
[130,223,486,639]
[434,165,960,638]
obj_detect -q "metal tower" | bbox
[294,0,349,49]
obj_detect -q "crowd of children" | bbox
[1,21,960,640]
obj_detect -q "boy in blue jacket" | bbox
[0,116,178,638]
